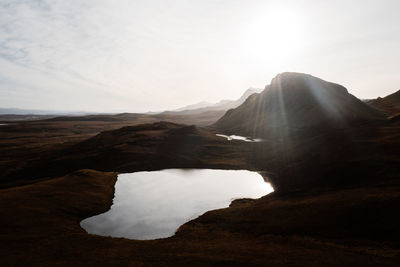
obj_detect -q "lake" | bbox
[80,169,273,240]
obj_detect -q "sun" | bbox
[242,5,305,66]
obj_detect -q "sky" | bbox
[0,0,400,113]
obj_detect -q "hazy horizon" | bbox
[1,0,400,113]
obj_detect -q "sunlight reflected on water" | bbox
[216,134,263,142]
[81,169,273,240]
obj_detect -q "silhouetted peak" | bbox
[268,72,349,96]
[215,73,385,138]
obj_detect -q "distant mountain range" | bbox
[0,108,108,121]
[0,108,96,116]
[215,72,386,138]
[0,88,262,122]
[164,88,262,115]
[1,81,399,129]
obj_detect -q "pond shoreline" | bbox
[81,169,273,240]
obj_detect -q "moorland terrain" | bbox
[0,73,399,266]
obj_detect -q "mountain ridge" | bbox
[367,89,400,117]
[165,87,262,115]
[215,72,385,138]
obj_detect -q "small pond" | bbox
[80,169,273,240]
[216,134,263,142]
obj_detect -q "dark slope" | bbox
[44,110,225,126]
[1,122,249,188]
[215,72,385,139]
[367,89,400,118]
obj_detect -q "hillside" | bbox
[215,72,385,139]
[367,89,400,117]
[42,110,225,126]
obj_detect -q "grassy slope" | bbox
[367,90,400,118]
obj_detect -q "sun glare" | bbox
[243,5,305,67]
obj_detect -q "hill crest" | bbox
[215,72,385,138]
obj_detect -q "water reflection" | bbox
[216,134,263,142]
[81,169,273,240]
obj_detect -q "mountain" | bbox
[0,108,96,116]
[0,108,103,121]
[0,89,260,124]
[0,108,57,115]
[166,88,262,115]
[215,72,385,138]
[366,89,400,117]
[0,114,56,121]
[173,101,214,112]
